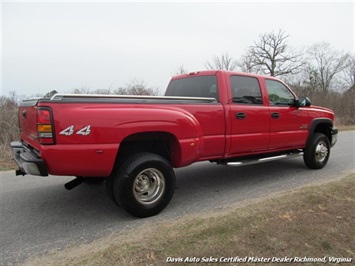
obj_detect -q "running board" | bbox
[225,152,304,166]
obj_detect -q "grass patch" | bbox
[0,143,17,171]
[27,174,355,266]
[0,158,16,171]
[337,125,355,131]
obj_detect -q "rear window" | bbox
[166,76,219,101]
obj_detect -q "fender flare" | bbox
[306,118,333,147]
[115,107,204,166]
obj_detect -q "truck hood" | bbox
[309,105,334,115]
[306,105,335,122]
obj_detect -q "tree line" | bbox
[202,29,354,95]
[194,29,355,126]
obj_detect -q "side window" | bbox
[230,76,263,105]
[265,80,295,106]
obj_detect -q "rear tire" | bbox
[113,152,175,218]
[106,174,119,205]
[303,133,330,169]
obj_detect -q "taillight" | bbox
[37,108,55,144]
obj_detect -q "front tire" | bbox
[113,152,175,218]
[303,133,330,169]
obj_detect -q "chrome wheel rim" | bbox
[315,141,328,163]
[133,168,165,205]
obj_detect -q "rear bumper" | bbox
[331,127,338,147]
[10,141,48,176]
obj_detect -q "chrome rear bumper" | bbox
[10,141,48,176]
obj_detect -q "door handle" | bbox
[271,112,280,119]
[236,112,246,119]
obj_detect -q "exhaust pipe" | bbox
[64,177,84,190]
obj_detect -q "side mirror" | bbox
[297,97,311,107]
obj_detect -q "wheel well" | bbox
[313,123,332,143]
[113,132,181,173]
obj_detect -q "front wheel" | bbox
[303,133,330,169]
[113,152,175,218]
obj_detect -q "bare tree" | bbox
[92,88,112,94]
[72,86,91,94]
[174,65,188,75]
[244,29,304,77]
[205,53,238,71]
[236,54,262,74]
[339,53,355,89]
[0,92,20,168]
[306,42,350,93]
[71,82,160,96]
[115,79,160,96]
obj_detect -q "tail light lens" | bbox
[37,108,55,144]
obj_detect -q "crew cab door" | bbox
[264,79,309,150]
[228,75,270,155]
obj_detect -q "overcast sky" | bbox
[1,0,354,96]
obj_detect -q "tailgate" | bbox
[19,99,40,149]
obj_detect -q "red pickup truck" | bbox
[11,70,338,217]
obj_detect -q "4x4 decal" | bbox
[59,125,91,136]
